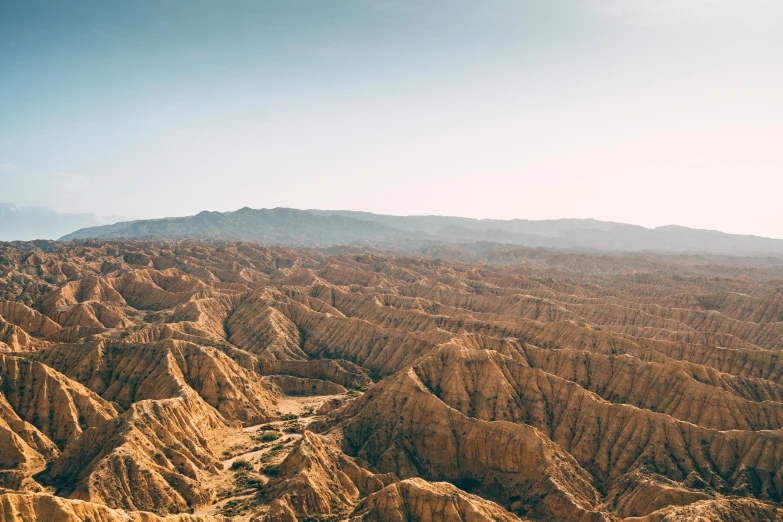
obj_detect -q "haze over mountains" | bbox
[58,207,783,257]
[0,203,128,242]
[3,0,782,519]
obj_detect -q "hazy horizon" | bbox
[7,203,783,243]
[2,1,782,238]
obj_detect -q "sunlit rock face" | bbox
[1,239,783,521]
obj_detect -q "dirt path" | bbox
[195,393,345,519]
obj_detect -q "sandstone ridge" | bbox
[0,240,782,521]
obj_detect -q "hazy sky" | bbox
[1,1,782,236]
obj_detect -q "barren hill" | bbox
[60,208,783,256]
[1,239,783,521]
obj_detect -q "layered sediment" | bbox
[0,240,782,521]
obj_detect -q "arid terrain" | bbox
[2,240,783,521]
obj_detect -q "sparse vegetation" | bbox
[257,431,282,442]
[259,445,287,463]
[220,498,252,517]
[261,463,280,476]
[216,486,234,499]
[4,238,783,522]
[275,419,305,433]
[234,470,264,491]
[222,443,247,457]
[230,458,253,471]
[299,514,346,522]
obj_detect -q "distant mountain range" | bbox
[0,203,129,242]
[55,207,783,257]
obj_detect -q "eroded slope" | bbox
[1,240,782,521]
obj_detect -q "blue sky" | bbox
[1,1,782,236]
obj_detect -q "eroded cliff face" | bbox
[257,430,396,521]
[1,240,783,521]
[349,478,525,522]
[0,492,220,522]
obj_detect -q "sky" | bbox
[1,0,782,237]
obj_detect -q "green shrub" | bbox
[261,463,280,476]
[221,443,246,457]
[258,431,282,442]
[234,470,264,491]
[259,446,285,463]
[230,458,253,471]
[282,420,304,433]
[220,498,251,517]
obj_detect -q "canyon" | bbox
[1,239,783,521]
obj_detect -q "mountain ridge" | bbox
[59,207,783,257]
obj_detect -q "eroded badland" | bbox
[2,240,783,521]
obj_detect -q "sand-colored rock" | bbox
[349,478,523,522]
[624,497,783,521]
[0,492,220,521]
[267,375,347,396]
[0,404,51,474]
[2,240,783,521]
[0,354,119,449]
[32,339,278,425]
[605,469,713,518]
[43,395,226,514]
[259,358,371,389]
[336,360,612,521]
[260,431,395,521]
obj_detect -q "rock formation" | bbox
[0,239,782,521]
[349,478,523,522]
